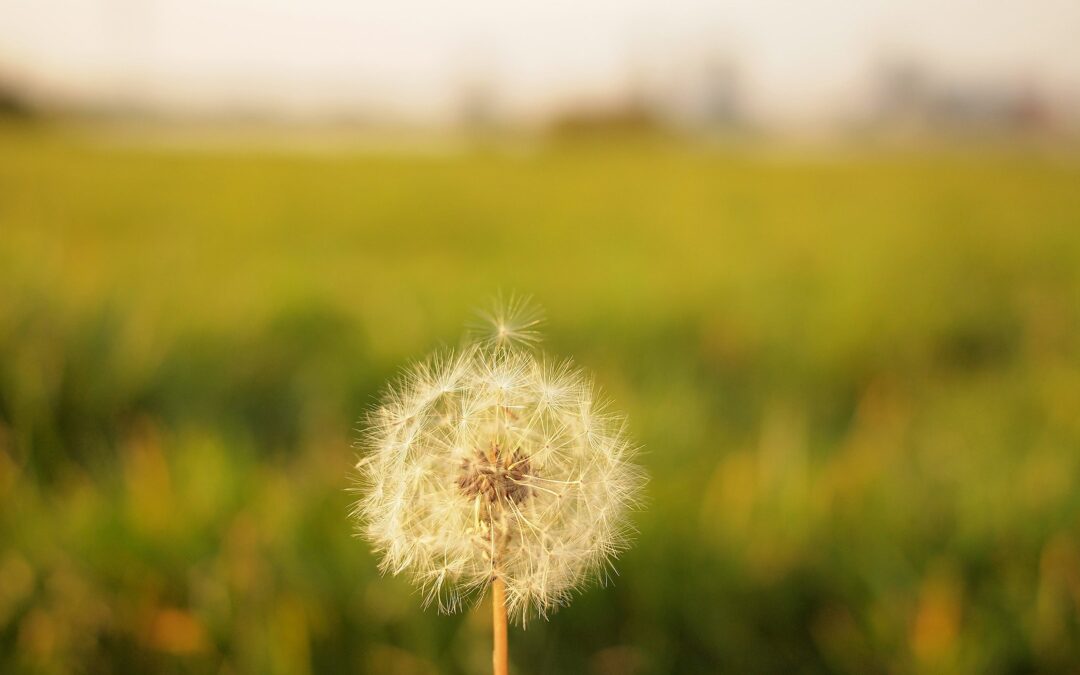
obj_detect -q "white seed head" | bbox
[352,308,645,625]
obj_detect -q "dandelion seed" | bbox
[352,299,645,674]
[469,292,546,350]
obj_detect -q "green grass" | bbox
[1,124,1080,673]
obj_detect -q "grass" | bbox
[1,123,1080,673]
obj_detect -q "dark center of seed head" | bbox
[458,443,532,504]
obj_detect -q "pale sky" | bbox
[1,0,1079,124]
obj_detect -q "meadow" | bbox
[1,123,1079,673]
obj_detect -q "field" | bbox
[1,124,1080,673]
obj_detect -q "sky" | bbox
[1,0,1079,124]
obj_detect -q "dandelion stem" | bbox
[492,576,509,675]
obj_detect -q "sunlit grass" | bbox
[1,124,1079,673]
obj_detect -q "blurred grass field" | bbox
[1,123,1080,674]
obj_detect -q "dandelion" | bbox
[352,299,645,674]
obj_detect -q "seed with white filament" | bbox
[458,443,533,505]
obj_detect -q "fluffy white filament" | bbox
[352,309,644,625]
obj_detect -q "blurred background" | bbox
[2,1,1080,673]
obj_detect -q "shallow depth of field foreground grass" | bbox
[1,124,1079,673]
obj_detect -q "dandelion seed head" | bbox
[353,304,645,624]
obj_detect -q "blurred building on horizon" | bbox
[1,0,1079,139]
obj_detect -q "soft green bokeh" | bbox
[1,124,1079,673]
